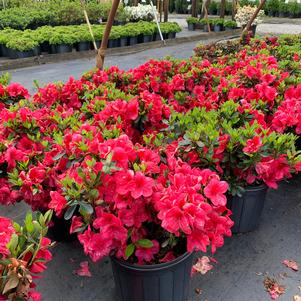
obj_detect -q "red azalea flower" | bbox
[135,240,159,264]
[243,136,263,154]
[204,179,228,206]
[49,191,67,216]
[70,216,84,234]
[130,172,154,199]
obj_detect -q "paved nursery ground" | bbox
[1,174,301,300]
[1,19,301,301]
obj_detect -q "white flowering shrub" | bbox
[124,4,155,22]
[235,5,265,27]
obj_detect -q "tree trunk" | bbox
[241,0,266,36]
[220,0,226,18]
[96,0,120,69]
[164,0,169,22]
[191,0,197,17]
[232,0,237,20]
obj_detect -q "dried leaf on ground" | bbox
[195,288,202,295]
[294,296,301,301]
[74,261,92,277]
[283,260,299,272]
[192,256,213,275]
[264,277,285,300]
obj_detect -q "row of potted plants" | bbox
[187,17,237,32]
[0,33,301,300]
[0,0,123,30]
[0,22,181,59]
[209,0,301,18]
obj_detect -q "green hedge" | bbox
[0,0,123,30]
[0,22,182,51]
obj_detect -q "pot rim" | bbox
[244,183,267,192]
[111,251,193,272]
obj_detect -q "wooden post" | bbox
[80,0,98,51]
[191,0,197,17]
[164,0,169,22]
[203,1,211,32]
[232,0,237,20]
[96,0,120,69]
[220,0,226,18]
[241,0,266,37]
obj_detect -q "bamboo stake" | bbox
[80,0,98,51]
[96,0,120,69]
[241,0,266,37]
[203,0,211,33]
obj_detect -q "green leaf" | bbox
[53,152,65,161]
[79,202,94,215]
[7,234,18,253]
[136,239,153,248]
[125,243,135,259]
[25,211,34,233]
[64,204,78,220]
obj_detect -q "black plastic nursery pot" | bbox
[108,39,120,48]
[56,44,73,53]
[143,35,153,43]
[120,37,128,47]
[128,36,138,46]
[214,24,222,32]
[8,48,37,59]
[168,32,176,39]
[111,252,194,301]
[40,42,50,53]
[0,45,8,57]
[227,185,268,234]
[154,33,161,41]
[188,23,196,31]
[75,41,91,52]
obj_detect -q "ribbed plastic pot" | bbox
[128,37,138,46]
[120,37,128,47]
[168,32,176,39]
[214,25,222,32]
[0,45,8,57]
[40,42,50,53]
[143,35,153,43]
[227,185,268,233]
[111,252,194,301]
[56,44,73,53]
[188,23,195,31]
[76,41,90,52]
[8,49,35,59]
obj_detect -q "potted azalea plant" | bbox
[0,211,53,301]
[48,134,233,301]
[168,101,301,233]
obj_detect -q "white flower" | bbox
[124,4,155,22]
[235,5,264,27]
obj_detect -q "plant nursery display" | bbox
[1,33,301,300]
[124,4,154,22]
[0,21,181,58]
[0,211,53,301]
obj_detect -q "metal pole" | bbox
[96,0,120,69]
[150,0,165,44]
